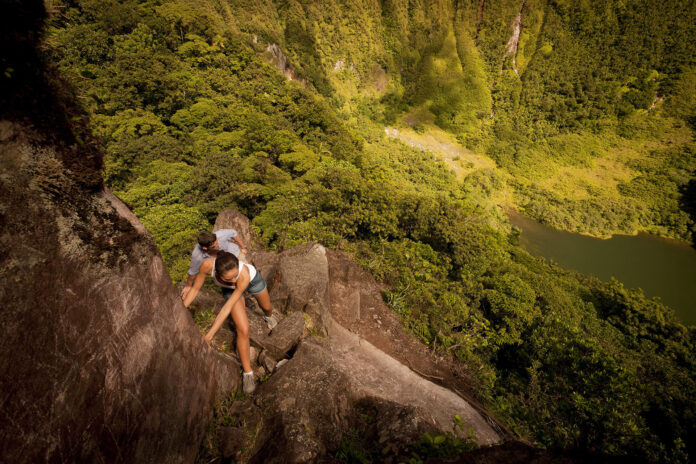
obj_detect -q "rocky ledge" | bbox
[188,210,508,463]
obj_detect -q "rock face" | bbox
[264,43,306,85]
[0,5,239,461]
[239,340,436,464]
[268,243,332,334]
[213,209,262,252]
[0,122,240,463]
[202,209,507,462]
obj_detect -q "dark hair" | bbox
[215,251,239,276]
[198,231,216,248]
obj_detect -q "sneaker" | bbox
[242,372,256,394]
[263,314,278,330]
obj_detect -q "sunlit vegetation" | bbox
[45,0,696,461]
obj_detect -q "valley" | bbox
[20,0,696,461]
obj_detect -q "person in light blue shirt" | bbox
[180,229,247,301]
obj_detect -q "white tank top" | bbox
[211,261,257,289]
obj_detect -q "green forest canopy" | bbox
[45,0,696,461]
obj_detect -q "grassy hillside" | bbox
[231,0,696,240]
[44,0,696,461]
[470,0,696,239]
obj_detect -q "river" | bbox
[508,211,696,326]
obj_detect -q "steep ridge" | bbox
[195,209,507,462]
[0,3,239,461]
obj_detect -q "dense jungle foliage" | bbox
[44,0,695,462]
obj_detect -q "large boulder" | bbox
[213,208,263,252]
[244,340,437,464]
[258,243,332,335]
[221,318,503,463]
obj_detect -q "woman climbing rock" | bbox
[183,251,277,394]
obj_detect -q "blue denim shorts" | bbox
[221,272,267,300]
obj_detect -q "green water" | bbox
[508,211,696,326]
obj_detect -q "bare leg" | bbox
[253,289,273,317]
[229,296,251,372]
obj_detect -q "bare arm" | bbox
[232,235,247,257]
[180,273,197,299]
[204,268,250,342]
[183,259,214,308]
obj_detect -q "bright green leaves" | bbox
[254,160,373,248]
[139,203,209,281]
[113,23,157,55]
[482,272,539,345]
[278,146,322,175]
[618,70,660,117]
[91,109,181,188]
[49,23,112,67]
[117,160,195,211]
[668,67,696,129]
[176,33,229,69]
[116,160,205,279]
[155,1,220,42]
[373,238,455,345]
[93,109,168,142]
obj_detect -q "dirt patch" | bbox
[384,126,497,178]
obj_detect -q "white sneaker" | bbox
[242,372,256,394]
[263,314,278,330]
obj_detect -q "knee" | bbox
[236,324,250,339]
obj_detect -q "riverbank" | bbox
[508,209,696,325]
[508,205,694,244]
[385,119,695,246]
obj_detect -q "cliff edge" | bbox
[0,2,239,462]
